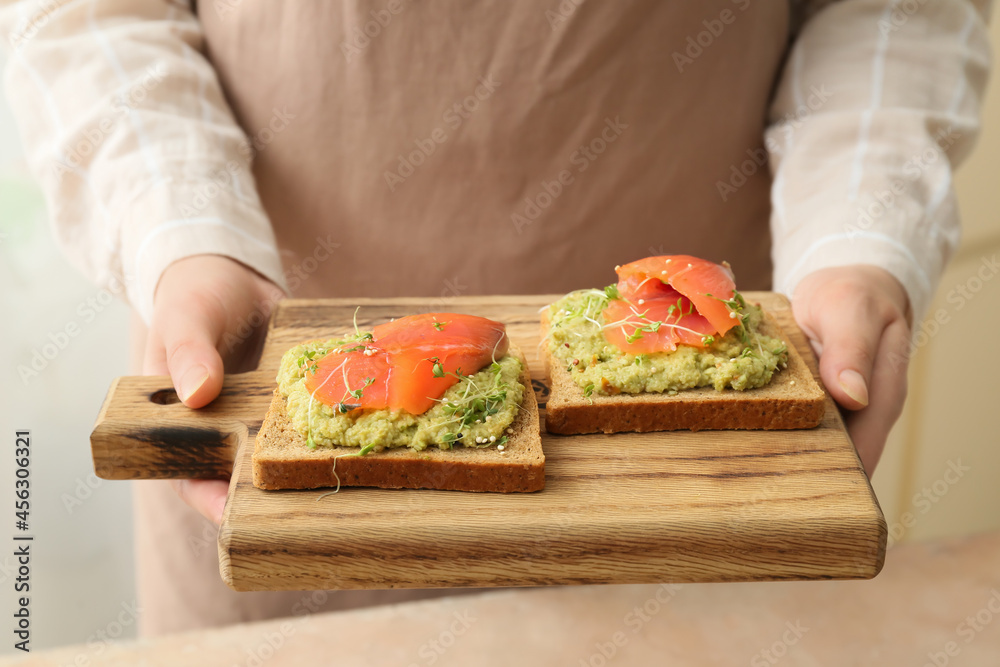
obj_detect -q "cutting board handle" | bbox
[90,371,275,480]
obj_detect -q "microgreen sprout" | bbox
[317,442,379,499]
[599,295,706,349]
[712,290,755,345]
[432,321,448,331]
[334,362,376,414]
[429,359,513,443]
[301,344,342,450]
[296,349,321,374]
[604,284,621,300]
[351,306,374,342]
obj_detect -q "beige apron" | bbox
[134,0,789,635]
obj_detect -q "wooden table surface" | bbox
[91,295,885,591]
[11,532,1000,666]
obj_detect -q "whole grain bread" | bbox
[542,307,825,435]
[252,346,544,492]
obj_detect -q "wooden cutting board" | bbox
[91,294,887,591]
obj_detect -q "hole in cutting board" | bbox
[149,389,180,405]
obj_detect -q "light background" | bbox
[0,49,137,652]
[1,18,998,654]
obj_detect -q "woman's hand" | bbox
[143,254,286,524]
[791,265,912,475]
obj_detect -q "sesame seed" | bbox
[687,263,692,267]
[729,311,737,319]
[638,299,645,305]
[665,259,671,263]
[661,270,667,275]
[506,428,514,434]
[485,416,491,421]
[475,419,482,424]
[614,265,620,270]
[790,381,796,385]
[497,444,505,451]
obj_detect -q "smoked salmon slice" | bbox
[304,313,509,415]
[603,255,737,354]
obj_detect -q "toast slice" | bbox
[252,348,544,492]
[542,306,825,435]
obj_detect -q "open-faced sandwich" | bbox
[253,313,543,492]
[542,255,825,434]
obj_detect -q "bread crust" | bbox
[542,307,825,434]
[252,348,544,492]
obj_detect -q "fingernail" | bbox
[839,369,869,407]
[178,365,210,403]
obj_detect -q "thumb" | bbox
[808,296,884,411]
[145,296,226,408]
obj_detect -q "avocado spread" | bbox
[547,289,788,395]
[277,338,523,452]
